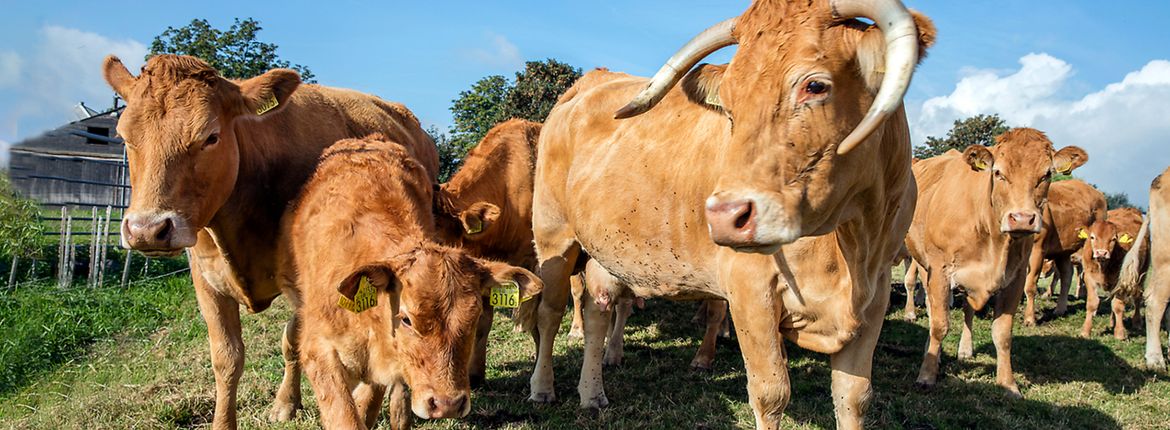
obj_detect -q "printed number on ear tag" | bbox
[490,281,524,308]
[255,95,279,115]
[339,276,378,313]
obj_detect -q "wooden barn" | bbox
[7,106,129,209]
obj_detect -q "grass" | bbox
[1,274,1168,429]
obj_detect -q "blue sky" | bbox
[2,1,1168,204]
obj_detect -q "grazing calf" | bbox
[102,54,437,429]
[905,128,1086,397]
[1022,180,1106,326]
[284,137,541,429]
[432,119,541,386]
[1079,207,1143,338]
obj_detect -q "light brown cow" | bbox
[530,1,936,427]
[1021,180,1107,326]
[895,245,925,321]
[432,119,541,386]
[1119,169,1170,368]
[282,136,542,429]
[1079,207,1143,339]
[905,129,1087,397]
[102,54,438,429]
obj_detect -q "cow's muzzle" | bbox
[1093,249,1112,261]
[416,391,470,419]
[1001,211,1041,236]
[705,191,800,253]
[121,211,195,256]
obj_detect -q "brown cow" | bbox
[432,119,541,386]
[102,54,438,428]
[282,136,542,429]
[1079,207,1143,339]
[1021,180,1107,326]
[894,245,925,321]
[530,1,936,427]
[1119,169,1170,368]
[905,129,1087,397]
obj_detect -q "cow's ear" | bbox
[681,63,726,113]
[337,263,399,301]
[854,10,936,92]
[1053,146,1088,175]
[1077,228,1089,240]
[103,55,136,100]
[478,260,543,302]
[1119,233,1134,245]
[236,68,301,119]
[460,202,501,238]
[963,145,994,172]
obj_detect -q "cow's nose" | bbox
[426,393,467,419]
[705,198,757,246]
[122,214,175,250]
[1005,211,1039,233]
[1093,249,1111,260]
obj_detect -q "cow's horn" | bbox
[832,0,918,155]
[614,18,737,119]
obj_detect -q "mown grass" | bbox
[1,274,1168,429]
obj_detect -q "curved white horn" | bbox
[614,18,737,119]
[832,0,919,155]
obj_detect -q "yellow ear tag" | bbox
[255,95,279,115]
[1120,233,1134,244]
[1077,229,1089,240]
[974,159,989,171]
[1057,162,1074,174]
[338,276,378,313]
[465,217,483,235]
[489,281,529,308]
[704,89,722,108]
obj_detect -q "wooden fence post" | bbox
[57,207,66,288]
[6,256,16,290]
[99,206,112,287]
[88,207,97,288]
[65,212,74,288]
[121,250,132,288]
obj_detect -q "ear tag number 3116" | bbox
[490,281,523,308]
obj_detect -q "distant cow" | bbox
[530,1,936,428]
[905,128,1086,397]
[102,54,438,428]
[1021,180,1107,326]
[283,136,541,429]
[1119,169,1170,368]
[1079,207,1143,338]
[432,119,541,386]
[894,246,925,321]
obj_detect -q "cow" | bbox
[529,1,936,427]
[894,246,925,321]
[431,119,541,387]
[905,128,1087,397]
[101,54,438,429]
[1079,207,1143,338]
[1119,168,1170,368]
[1021,179,1107,326]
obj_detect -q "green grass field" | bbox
[1,274,1167,429]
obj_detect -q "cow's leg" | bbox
[903,261,920,321]
[568,275,586,339]
[1145,270,1170,369]
[992,276,1025,398]
[386,380,412,430]
[917,271,949,387]
[1022,246,1044,326]
[577,279,612,409]
[1054,257,1074,315]
[604,297,632,367]
[270,313,302,421]
[691,299,727,371]
[830,274,890,430]
[528,237,579,403]
[1081,279,1101,338]
[470,297,493,388]
[957,302,975,360]
[722,257,788,430]
[1112,297,1129,340]
[303,344,364,429]
[353,382,387,430]
[192,271,244,430]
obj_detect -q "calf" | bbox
[1079,207,1143,338]
[1021,180,1107,326]
[1119,169,1170,368]
[905,128,1086,397]
[283,136,541,429]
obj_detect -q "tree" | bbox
[443,59,582,174]
[914,114,1010,159]
[1104,191,1136,210]
[149,18,316,83]
[428,126,464,182]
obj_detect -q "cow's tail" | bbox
[1117,214,1152,302]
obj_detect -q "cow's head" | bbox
[615,0,936,254]
[1081,220,1133,262]
[336,244,542,419]
[103,54,300,256]
[964,128,1087,236]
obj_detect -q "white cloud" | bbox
[910,54,1170,207]
[0,51,21,89]
[467,32,522,69]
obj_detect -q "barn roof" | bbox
[11,107,125,160]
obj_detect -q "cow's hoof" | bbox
[1003,387,1023,399]
[603,355,623,367]
[903,313,917,322]
[1145,356,1167,370]
[1114,332,1128,341]
[1053,307,1068,316]
[690,360,714,372]
[581,393,609,410]
[529,392,557,403]
[1022,318,1037,327]
[957,349,973,361]
[1078,331,1091,339]
[268,401,300,422]
[914,376,937,390]
[567,328,584,339]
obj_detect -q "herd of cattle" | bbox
[93,0,1169,429]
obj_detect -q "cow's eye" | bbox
[399,314,412,328]
[805,80,829,95]
[994,170,1006,182]
[203,133,219,148]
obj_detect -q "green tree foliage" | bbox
[1105,191,1136,210]
[149,18,316,83]
[914,114,1011,159]
[0,174,43,259]
[441,59,582,176]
